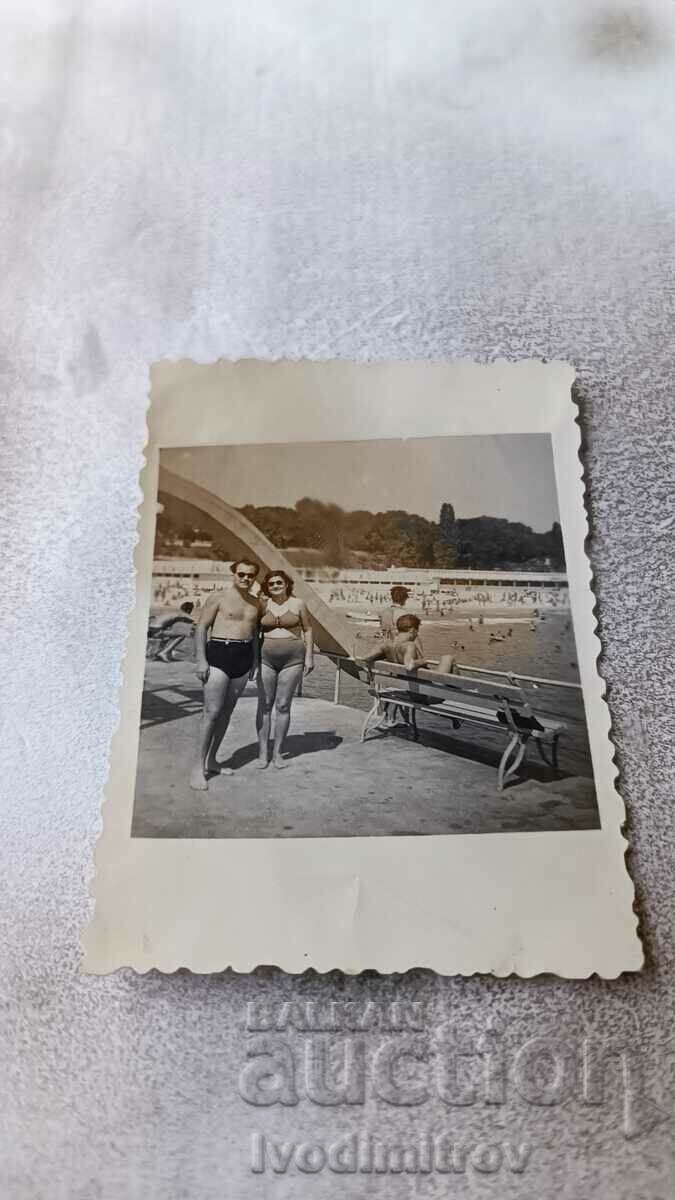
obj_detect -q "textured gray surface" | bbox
[1,1,674,1196]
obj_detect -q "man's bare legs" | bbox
[190,667,229,790]
[190,668,248,790]
[205,672,249,776]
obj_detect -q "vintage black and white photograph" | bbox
[85,359,639,978]
[132,433,599,839]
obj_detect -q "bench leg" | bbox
[534,739,552,770]
[361,698,382,742]
[410,707,419,742]
[534,735,560,772]
[535,738,551,767]
[498,733,527,791]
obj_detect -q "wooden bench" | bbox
[360,662,565,791]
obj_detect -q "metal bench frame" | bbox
[360,663,564,791]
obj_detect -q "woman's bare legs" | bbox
[271,661,304,768]
[256,662,277,768]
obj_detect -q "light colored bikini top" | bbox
[261,599,303,639]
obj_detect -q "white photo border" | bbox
[83,359,641,977]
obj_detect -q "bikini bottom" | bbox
[261,637,305,671]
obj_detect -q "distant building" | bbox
[298,565,568,592]
[151,558,569,611]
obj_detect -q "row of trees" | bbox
[439,503,565,570]
[156,498,565,571]
[236,499,565,570]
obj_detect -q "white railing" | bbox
[311,650,582,705]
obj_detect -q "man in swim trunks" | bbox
[189,559,262,791]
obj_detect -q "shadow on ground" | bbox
[366,722,565,787]
[221,731,343,770]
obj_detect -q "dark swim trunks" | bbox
[206,637,254,678]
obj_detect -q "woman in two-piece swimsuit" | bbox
[257,570,314,768]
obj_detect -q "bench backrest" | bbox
[370,661,527,711]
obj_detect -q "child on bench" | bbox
[356,614,456,727]
[357,613,456,673]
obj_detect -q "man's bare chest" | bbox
[217,593,258,623]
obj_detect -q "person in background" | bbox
[379,585,411,642]
[147,601,195,662]
[356,614,456,728]
[360,614,455,673]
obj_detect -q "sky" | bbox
[161,433,560,532]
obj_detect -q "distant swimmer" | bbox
[148,601,195,662]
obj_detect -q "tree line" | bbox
[157,498,565,571]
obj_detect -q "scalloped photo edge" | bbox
[82,359,641,977]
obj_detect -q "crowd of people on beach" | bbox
[319,584,567,610]
[153,574,568,617]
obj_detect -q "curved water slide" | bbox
[158,466,359,664]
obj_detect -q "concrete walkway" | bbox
[131,660,599,838]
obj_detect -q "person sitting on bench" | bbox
[356,614,456,725]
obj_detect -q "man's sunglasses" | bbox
[235,571,257,580]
